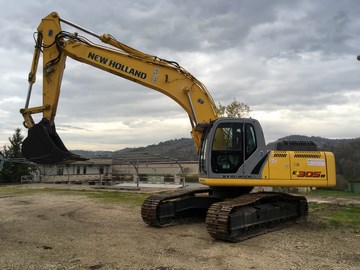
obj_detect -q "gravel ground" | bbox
[0,185,359,270]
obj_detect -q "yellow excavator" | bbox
[20,12,336,242]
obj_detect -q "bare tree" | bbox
[215,99,251,118]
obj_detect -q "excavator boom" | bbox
[20,12,217,164]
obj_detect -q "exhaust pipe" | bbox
[22,118,88,164]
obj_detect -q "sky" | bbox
[0,0,359,151]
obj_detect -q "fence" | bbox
[21,175,43,184]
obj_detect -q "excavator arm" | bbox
[20,12,217,163]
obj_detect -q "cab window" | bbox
[211,123,244,173]
[245,124,257,159]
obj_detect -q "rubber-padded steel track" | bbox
[141,188,214,227]
[141,190,308,242]
[206,192,308,242]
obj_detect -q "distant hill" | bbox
[73,135,357,160]
[72,150,114,158]
[73,135,360,190]
[113,138,198,161]
[72,138,198,161]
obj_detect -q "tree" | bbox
[215,99,251,118]
[0,128,35,183]
[333,139,360,189]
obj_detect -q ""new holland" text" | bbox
[88,52,147,79]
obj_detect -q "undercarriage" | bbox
[141,188,308,242]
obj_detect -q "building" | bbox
[33,156,199,186]
[38,158,112,185]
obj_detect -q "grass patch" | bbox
[0,186,148,206]
[308,202,360,231]
[308,202,329,212]
[307,189,360,198]
[326,205,360,228]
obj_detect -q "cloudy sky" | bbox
[1,0,359,151]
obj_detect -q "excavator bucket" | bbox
[22,119,88,164]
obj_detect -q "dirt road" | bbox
[0,186,359,270]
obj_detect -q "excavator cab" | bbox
[22,118,87,164]
[199,118,268,180]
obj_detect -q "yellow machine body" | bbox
[200,151,336,187]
